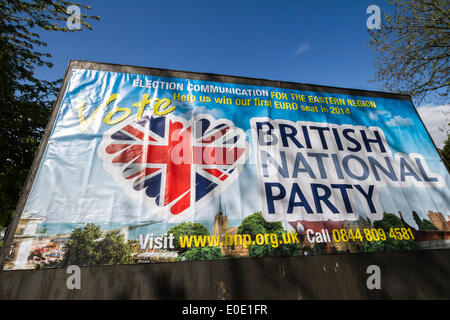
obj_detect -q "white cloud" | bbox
[368,110,392,120]
[294,43,309,55]
[368,112,378,120]
[369,109,413,128]
[417,104,450,148]
[385,115,414,127]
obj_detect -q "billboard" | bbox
[2,61,449,271]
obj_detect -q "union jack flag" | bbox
[98,113,248,219]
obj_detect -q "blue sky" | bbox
[35,0,387,91]
[33,0,449,146]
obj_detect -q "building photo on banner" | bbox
[3,61,449,271]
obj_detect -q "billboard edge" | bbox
[0,60,76,270]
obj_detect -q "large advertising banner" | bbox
[3,62,449,270]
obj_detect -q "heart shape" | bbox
[98,112,249,221]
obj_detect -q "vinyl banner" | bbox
[4,62,449,270]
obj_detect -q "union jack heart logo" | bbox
[97,112,249,221]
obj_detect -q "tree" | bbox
[62,223,133,267]
[373,212,407,230]
[238,212,301,258]
[62,223,102,266]
[95,231,133,265]
[311,242,328,255]
[420,219,439,231]
[412,211,438,230]
[364,212,416,253]
[369,0,449,103]
[247,229,302,258]
[167,222,209,253]
[237,211,283,238]
[412,211,423,229]
[0,1,98,228]
[178,247,223,262]
[439,134,450,171]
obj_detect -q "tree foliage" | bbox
[167,222,209,253]
[0,1,98,228]
[178,246,223,261]
[62,223,133,266]
[369,0,449,103]
[439,134,450,171]
[364,212,416,253]
[238,212,301,258]
[248,229,301,258]
[412,211,423,229]
[237,211,283,238]
[412,211,438,230]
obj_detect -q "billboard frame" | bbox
[0,59,447,271]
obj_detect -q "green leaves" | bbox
[439,134,450,171]
[412,211,439,230]
[62,223,133,267]
[178,247,223,261]
[363,212,416,253]
[238,212,301,258]
[237,211,283,238]
[0,0,98,228]
[168,222,209,253]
